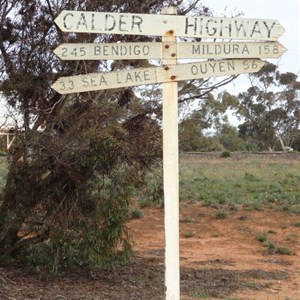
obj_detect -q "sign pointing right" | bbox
[54,41,286,61]
[54,10,285,40]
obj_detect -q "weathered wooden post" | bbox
[161,7,180,300]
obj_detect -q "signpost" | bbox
[52,7,286,300]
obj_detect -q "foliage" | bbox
[234,63,300,151]
[130,208,144,219]
[216,124,246,151]
[220,151,231,158]
[178,92,240,152]
[215,209,229,219]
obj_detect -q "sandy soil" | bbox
[129,203,300,299]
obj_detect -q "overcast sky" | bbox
[199,0,300,94]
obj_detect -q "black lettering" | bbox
[119,15,128,32]
[227,61,235,71]
[90,76,97,86]
[200,63,207,74]
[82,77,89,87]
[185,17,197,35]
[263,21,276,38]
[208,62,216,72]
[143,45,150,56]
[77,13,88,30]
[206,19,217,36]
[220,19,223,36]
[99,75,107,86]
[105,14,116,31]
[94,46,101,55]
[125,72,133,82]
[250,21,262,38]
[191,65,198,75]
[134,71,142,81]
[215,44,221,55]
[116,72,122,83]
[233,44,239,54]
[223,44,230,55]
[192,45,200,54]
[242,44,249,54]
[63,12,74,30]
[132,15,143,32]
[144,70,150,80]
[219,61,225,72]
[235,20,247,37]
[134,45,141,55]
[112,45,119,56]
[103,46,109,56]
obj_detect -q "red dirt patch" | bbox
[129,203,300,299]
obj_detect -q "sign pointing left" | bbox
[52,59,265,94]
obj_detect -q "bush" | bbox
[220,151,231,158]
[131,209,144,219]
[215,209,229,219]
[0,103,162,273]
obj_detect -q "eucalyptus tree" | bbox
[236,62,300,151]
[0,0,238,270]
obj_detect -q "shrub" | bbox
[131,209,144,219]
[215,209,229,219]
[220,151,231,158]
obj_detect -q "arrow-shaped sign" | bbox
[54,41,286,61]
[54,10,285,40]
[52,58,265,94]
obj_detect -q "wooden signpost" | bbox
[52,7,286,300]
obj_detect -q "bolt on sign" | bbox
[52,7,286,300]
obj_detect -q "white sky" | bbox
[200,0,300,94]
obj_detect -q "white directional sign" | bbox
[54,10,285,40]
[54,41,286,60]
[52,59,265,94]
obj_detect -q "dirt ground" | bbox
[1,203,300,299]
[129,203,300,299]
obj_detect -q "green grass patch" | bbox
[179,156,300,211]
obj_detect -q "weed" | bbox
[275,247,295,256]
[220,151,231,158]
[256,232,268,243]
[267,229,277,234]
[264,239,277,254]
[184,231,196,238]
[294,222,300,227]
[215,209,229,219]
[180,216,194,223]
[131,209,144,219]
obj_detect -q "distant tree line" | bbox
[179,63,300,152]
